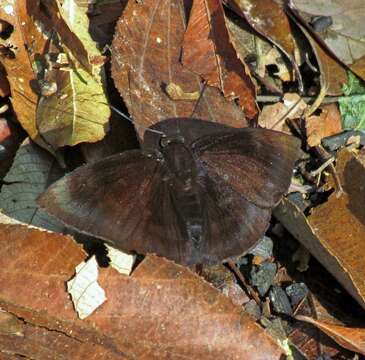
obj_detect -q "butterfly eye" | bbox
[160,136,170,148]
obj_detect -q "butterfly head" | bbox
[157,134,198,192]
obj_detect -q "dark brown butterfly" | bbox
[38,118,300,266]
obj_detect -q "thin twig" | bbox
[314,145,344,196]
[310,156,335,177]
[227,260,261,305]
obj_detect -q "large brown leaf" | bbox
[182,0,257,119]
[0,216,282,359]
[111,0,248,140]
[274,149,365,310]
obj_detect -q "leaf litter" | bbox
[1,0,365,358]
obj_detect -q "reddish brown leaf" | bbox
[296,315,365,356]
[111,0,248,140]
[226,0,302,87]
[0,314,118,360]
[305,103,342,147]
[182,0,257,119]
[0,218,282,359]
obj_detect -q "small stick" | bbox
[269,97,303,130]
[227,260,261,305]
[310,156,335,177]
[314,145,344,196]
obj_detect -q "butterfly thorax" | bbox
[160,138,204,250]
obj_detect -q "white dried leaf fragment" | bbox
[67,256,106,319]
[106,244,136,275]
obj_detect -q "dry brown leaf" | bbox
[0,312,118,359]
[306,103,343,147]
[111,0,248,140]
[226,0,301,87]
[182,0,257,119]
[275,149,365,310]
[0,219,282,359]
[258,93,307,131]
[296,315,365,356]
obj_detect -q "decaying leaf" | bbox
[36,64,110,148]
[291,0,365,81]
[306,103,342,147]
[35,0,111,149]
[0,1,49,148]
[226,13,293,87]
[226,0,302,88]
[0,139,64,231]
[182,0,257,118]
[67,256,106,320]
[0,220,283,359]
[274,149,365,310]
[0,1,110,151]
[111,0,248,140]
[287,6,348,97]
[296,315,365,356]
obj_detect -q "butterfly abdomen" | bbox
[162,141,205,251]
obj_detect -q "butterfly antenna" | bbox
[189,80,207,118]
[109,105,166,137]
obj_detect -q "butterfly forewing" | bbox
[38,150,161,245]
[192,128,301,208]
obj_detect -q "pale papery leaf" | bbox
[105,244,136,276]
[67,256,107,320]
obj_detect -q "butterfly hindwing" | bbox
[192,128,300,208]
[196,169,271,265]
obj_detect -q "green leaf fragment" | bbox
[339,72,365,133]
[342,71,365,96]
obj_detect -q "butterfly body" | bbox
[155,137,205,253]
[38,118,300,266]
